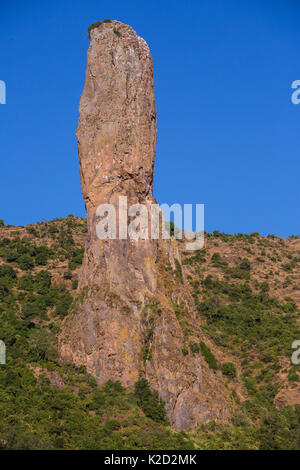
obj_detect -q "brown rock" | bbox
[59,20,231,429]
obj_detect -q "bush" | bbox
[0,265,16,279]
[211,253,228,268]
[18,275,34,291]
[288,368,299,383]
[88,21,102,38]
[222,362,237,379]
[134,379,166,423]
[54,292,73,317]
[18,254,34,270]
[200,342,218,370]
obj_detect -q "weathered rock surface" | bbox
[59,20,231,429]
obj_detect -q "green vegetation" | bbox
[87,21,102,38]
[183,234,300,449]
[0,230,194,449]
[0,220,299,449]
[134,379,167,424]
[221,362,237,379]
[199,341,218,370]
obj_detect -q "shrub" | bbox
[0,265,16,279]
[87,21,102,38]
[221,362,237,379]
[260,281,269,293]
[211,253,228,268]
[68,248,84,270]
[288,368,299,383]
[18,254,34,270]
[54,292,73,317]
[134,379,166,423]
[18,275,34,291]
[200,342,218,370]
[35,270,51,293]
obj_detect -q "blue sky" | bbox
[0,0,299,236]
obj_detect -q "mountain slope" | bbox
[0,217,299,449]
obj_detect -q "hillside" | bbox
[0,216,299,449]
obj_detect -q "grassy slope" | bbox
[0,217,299,449]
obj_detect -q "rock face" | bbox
[60,20,231,429]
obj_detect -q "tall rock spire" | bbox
[60,21,158,387]
[60,21,231,429]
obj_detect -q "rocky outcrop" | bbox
[59,20,231,429]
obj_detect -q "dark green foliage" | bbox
[211,252,228,268]
[224,258,251,280]
[113,28,121,37]
[63,270,72,280]
[221,362,237,379]
[18,254,34,270]
[134,379,167,424]
[282,257,299,272]
[0,264,16,279]
[35,270,51,293]
[26,226,39,237]
[103,19,112,23]
[68,248,84,270]
[199,342,218,370]
[168,220,175,237]
[198,274,300,364]
[54,291,73,318]
[87,21,102,38]
[288,368,299,383]
[48,225,59,234]
[18,274,34,291]
[260,281,270,292]
[0,238,54,269]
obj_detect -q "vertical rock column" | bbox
[60,21,232,429]
[60,21,158,386]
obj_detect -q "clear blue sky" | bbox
[0,0,299,236]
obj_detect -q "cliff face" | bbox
[59,21,231,429]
